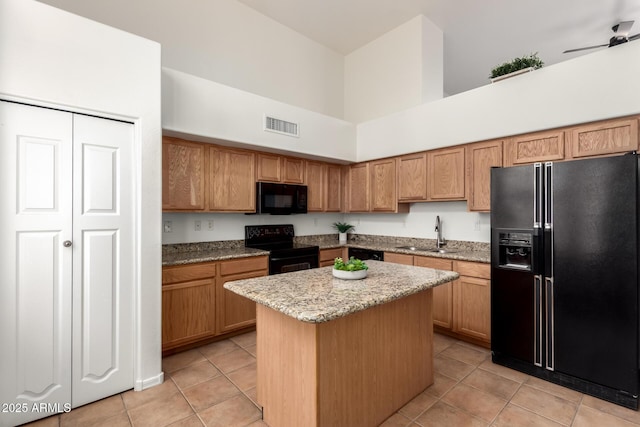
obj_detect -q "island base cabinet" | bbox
[257,290,433,427]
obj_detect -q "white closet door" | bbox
[0,101,74,427]
[71,114,134,406]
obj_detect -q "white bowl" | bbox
[332,268,367,280]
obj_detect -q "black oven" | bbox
[255,182,307,215]
[245,224,319,275]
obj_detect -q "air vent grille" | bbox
[264,115,299,137]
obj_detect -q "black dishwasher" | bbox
[348,247,384,261]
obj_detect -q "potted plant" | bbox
[490,52,544,82]
[332,256,368,280]
[333,222,355,244]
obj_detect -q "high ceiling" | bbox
[237,0,640,95]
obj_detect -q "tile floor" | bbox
[23,332,640,427]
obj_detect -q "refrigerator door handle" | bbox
[534,163,543,229]
[545,276,554,371]
[534,274,543,367]
[544,162,553,232]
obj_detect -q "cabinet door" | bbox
[162,137,206,211]
[568,117,639,158]
[217,257,268,333]
[415,257,453,330]
[282,157,305,184]
[347,162,370,212]
[453,276,491,343]
[398,152,428,201]
[209,146,256,212]
[466,140,503,212]
[162,278,217,351]
[326,164,343,212]
[256,153,281,182]
[370,158,398,212]
[305,161,325,212]
[504,130,565,166]
[428,147,465,200]
[320,248,345,267]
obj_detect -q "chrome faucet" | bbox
[435,215,446,248]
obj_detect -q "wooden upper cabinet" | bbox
[568,117,639,159]
[370,158,399,212]
[282,157,305,184]
[347,162,370,212]
[428,147,465,200]
[209,146,256,212]
[256,153,305,184]
[398,152,428,201]
[466,140,503,212]
[305,160,325,212]
[325,164,343,212]
[162,137,206,211]
[504,130,565,166]
[256,153,281,182]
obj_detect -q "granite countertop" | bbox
[224,260,459,323]
[162,234,490,266]
[162,246,268,266]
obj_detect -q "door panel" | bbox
[72,115,134,406]
[0,101,73,426]
[551,156,638,394]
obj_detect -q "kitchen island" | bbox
[225,260,459,427]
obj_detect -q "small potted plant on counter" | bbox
[332,257,368,280]
[333,222,355,244]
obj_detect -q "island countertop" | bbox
[224,260,459,323]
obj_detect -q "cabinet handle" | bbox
[63,240,72,247]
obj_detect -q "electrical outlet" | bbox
[474,217,481,231]
[207,220,214,230]
[194,220,201,231]
[163,221,172,233]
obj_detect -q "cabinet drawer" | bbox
[454,261,490,279]
[162,262,217,285]
[384,252,414,265]
[414,256,452,271]
[320,248,343,263]
[220,256,269,276]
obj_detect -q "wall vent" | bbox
[264,115,299,137]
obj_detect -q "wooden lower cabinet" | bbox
[217,256,269,334]
[414,256,453,330]
[452,261,491,344]
[385,254,490,346]
[162,262,217,352]
[162,256,268,353]
[319,247,346,267]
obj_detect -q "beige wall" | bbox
[37,0,346,119]
[1,0,163,390]
[344,15,443,123]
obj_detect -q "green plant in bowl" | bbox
[333,256,368,271]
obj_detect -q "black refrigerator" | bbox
[490,153,639,409]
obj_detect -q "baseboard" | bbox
[134,371,164,391]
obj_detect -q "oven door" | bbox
[269,253,319,275]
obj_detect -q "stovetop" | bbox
[244,224,319,255]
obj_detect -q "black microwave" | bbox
[255,182,308,214]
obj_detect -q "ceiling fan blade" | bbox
[613,20,634,36]
[563,44,609,54]
[629,32,640,41]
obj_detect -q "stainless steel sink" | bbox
[395,245,458,254]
